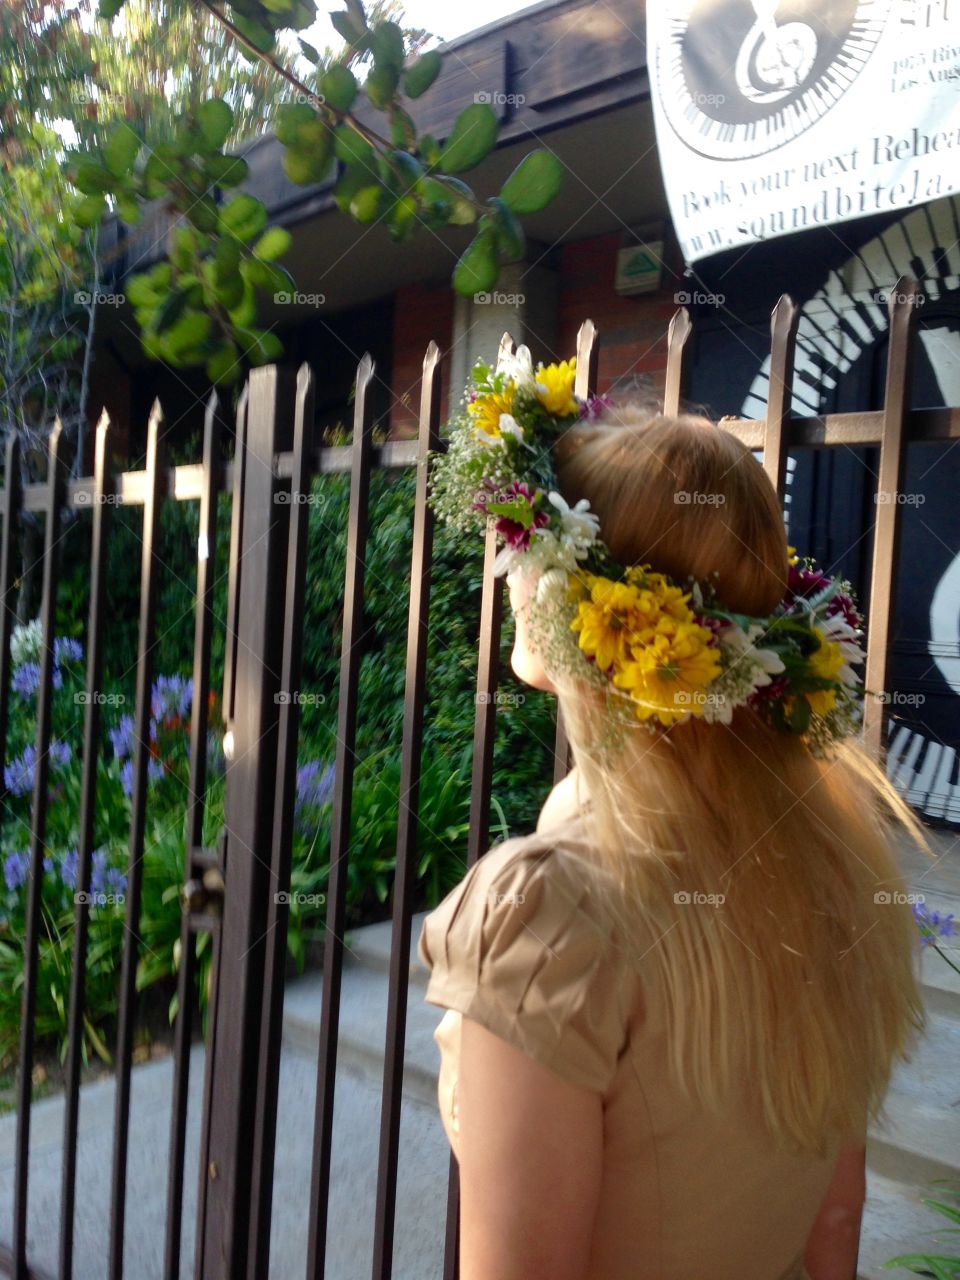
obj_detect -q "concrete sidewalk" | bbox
[0,824,956,1278]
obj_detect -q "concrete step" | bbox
[859,1169,960,1279]
[281,919,441,1110]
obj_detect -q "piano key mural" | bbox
[684,192,960,826]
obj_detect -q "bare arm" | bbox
[803,1142,866,1280]
[456,1013,603,1280]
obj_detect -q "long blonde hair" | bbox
[547,405,936,1159]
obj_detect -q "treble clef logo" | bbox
[735,0,819,103]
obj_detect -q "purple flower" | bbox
[54,637,84,665]
[109,715,135,760]
[296,761,336,810]
[913,901,957,946]
[4,739,71,797]
[484,481,550,551]
[579,394,614,421]
[151,674,192,722]
[118,756,164,798]
[12,663,41,697]
[3,850,30,891]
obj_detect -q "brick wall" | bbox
[388,280,455,439]
[557,231,685,397]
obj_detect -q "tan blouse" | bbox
[416,801,844,1280]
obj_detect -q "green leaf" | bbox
[166,311,213,358]
[231,12,275,54]
[104,122,141,178]
[320,64,358,112]
[389,105,416,149]
[195,99,234,152]
[486,496,535,526]
[390,149,423,192]
[498,149,563,214]
[253,227,292,261]
[333,125,375,172]
[488,196,524,262]
[387,193,418,242]
[228,281,257,328]
[434,176,476,225]
[98,0,127,19]
[206,341,242,385]
[299,38,321,62]
[371,20,405,68]
[438,103,498,174]
[70,159,115,195]
[234,326,284,366]
[115,192,142,225]
[282,146,334,186]
[151,288,190,334]
[365,64,399,110]
[452,224,499,296]
[333,162,369,212]
[204,154,249,187]
[74,194,107,228]
[186,196,219,234]
[330,10,363,44]
[126,273,160,309]
[241,258,295,294]
[418,133,442,167]
[274,103,330,150]
[220,194,268,242]
[349,185,386,223]
[403,49,442,99]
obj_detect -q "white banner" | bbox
[646,0,960,264]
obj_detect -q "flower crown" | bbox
[427,346,867,755]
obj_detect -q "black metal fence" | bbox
[1,284,957,1279]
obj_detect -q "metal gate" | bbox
[1,283,957,1279]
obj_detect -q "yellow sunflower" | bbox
[467,385,515,440]
[624,563,694,623]
[570,574,665,673]
[801,628,844,715]
[535,358,578,416]
[611,615,723,725]
[786,544,799,565]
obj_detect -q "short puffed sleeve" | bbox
[416,831,633,1094]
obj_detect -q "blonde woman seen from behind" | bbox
[418,403,935,1280]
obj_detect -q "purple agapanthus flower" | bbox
[54,637,84,665]
[297,761,336,809]
[151,674,192,722]
[119,756,165,798]
[3,850,30,891]
[4,740,72,797]
[109,715,135,760]
[913,901,957,946]
[11,661,65,695]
